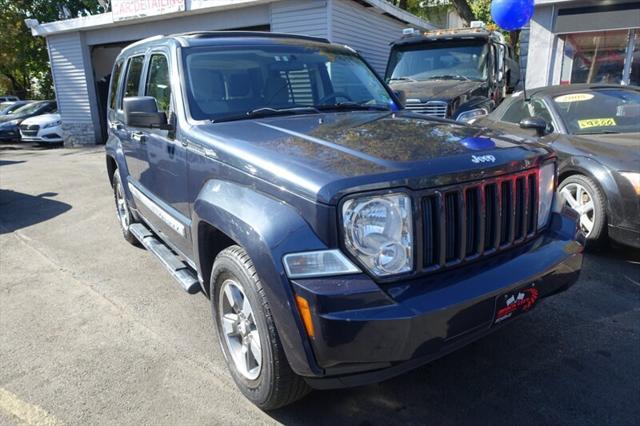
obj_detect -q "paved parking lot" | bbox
[1,143,639,426]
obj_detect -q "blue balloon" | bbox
[491,0,535,31]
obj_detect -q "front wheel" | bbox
[559,174,607,245]
[112,170,139,245]
[211,246,309,410]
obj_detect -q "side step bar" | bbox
[129,223,200,294]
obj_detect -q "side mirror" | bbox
[123,96,169,129]
[519,116,548,137]
[393,90,406,107]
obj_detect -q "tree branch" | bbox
[450,0,476,25]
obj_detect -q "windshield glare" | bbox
[183,45,396,121]
[551,89,640,135]
[388,43,488,82]
[13,102,47,115]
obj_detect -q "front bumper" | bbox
[20,126,63,143]
[290,211,583,389]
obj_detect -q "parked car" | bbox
[0,100,32,116]
[19,113,63,145]
[0,100,57,142]
[477,84,640,248]
[0,95,20,102]
[106,32,583,410]
[386,23,520,122]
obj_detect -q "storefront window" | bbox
[560,29,638,85]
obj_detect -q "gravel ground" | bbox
[1,143,639,426]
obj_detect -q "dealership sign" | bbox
[112,0,185,21]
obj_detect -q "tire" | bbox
[112,170,139,245]
[559,174,607,246]
[210,245,310,410]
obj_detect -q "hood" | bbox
[21,113,61,126]
[562,132,640,172]
[190,111,549,204]
[389,80,485,101]
[0,114,24,124]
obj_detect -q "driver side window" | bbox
[145,54,172,115]
[501,99,529,123]
[501,98,555,132]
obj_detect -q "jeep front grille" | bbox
[421,169,539,271]
[404,100,448,118]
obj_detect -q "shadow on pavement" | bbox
[0,160,26,167]
[0,189,72,234]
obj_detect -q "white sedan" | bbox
[19,113,63,144]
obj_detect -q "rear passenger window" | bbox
[145,54,171,114]
[109,60,123,110]
[121,56,145,107]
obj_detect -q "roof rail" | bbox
[124,34,165,50]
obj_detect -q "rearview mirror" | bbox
[393,90,406,107]
[519,116,548,137]
[123,96,169,129]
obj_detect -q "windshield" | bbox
[387,43,488,82]
[182,44,396,121]
[12,102,48,115]
[551,89,640,135]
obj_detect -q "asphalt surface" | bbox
[1,142,639,426]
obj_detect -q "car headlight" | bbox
[538,162,556,229]
[43,120,61,129]
[620,172,640,196]
[342,193,413,276]
[456,108,488,124]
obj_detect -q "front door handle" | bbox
[131,132,147,144]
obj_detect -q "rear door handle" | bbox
[131,132,147,144]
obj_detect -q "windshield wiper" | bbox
[315,102,391,112]
[577,130,621,135]
[388,77,417,82]
[426,74,472,81]
[211,106,320,123]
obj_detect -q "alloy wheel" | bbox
[560,183,596,236]
[115,178,130,231]
[219,279,262,380]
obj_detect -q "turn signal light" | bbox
[295,295,315,338]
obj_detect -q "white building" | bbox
[30,0,434,146]
[525,0,639,89]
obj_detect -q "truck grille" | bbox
[404,100,448,118]
[421,169,539,271]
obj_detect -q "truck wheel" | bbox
[112,170,139,245]
[210,246,310,409]
[559,174,607,245]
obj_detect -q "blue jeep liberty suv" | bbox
[105,32,584,409]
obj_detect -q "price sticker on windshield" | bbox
[577,118,617,129]
[555,93,594,103]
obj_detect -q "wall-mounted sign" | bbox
[112,0,185,21]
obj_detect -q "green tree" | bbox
[0,1,106,99]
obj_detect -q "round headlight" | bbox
[349,198,402,255]
[343,193,413,276]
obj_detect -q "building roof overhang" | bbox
[30,0,435,37]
